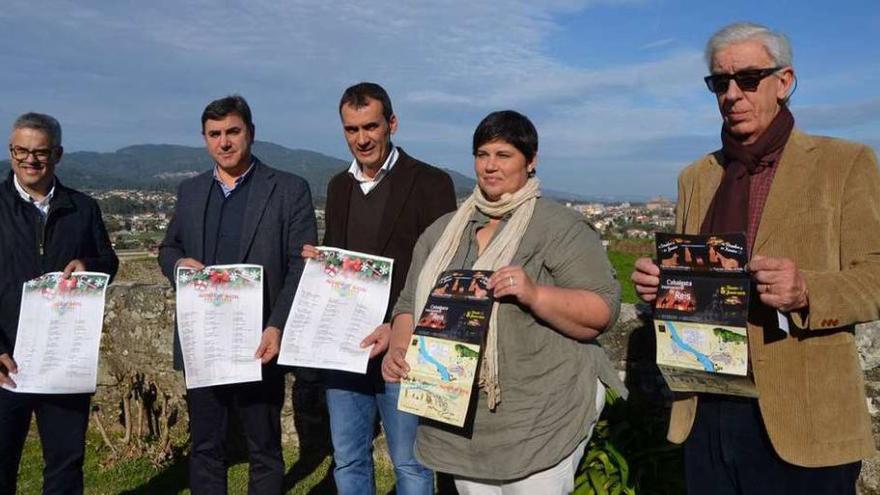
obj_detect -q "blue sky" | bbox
[2,0,878,198]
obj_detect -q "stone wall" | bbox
[94,285,880,492]
[598,304,880,495]
[97,283,319,457]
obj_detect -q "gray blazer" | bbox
[158,158,317,369]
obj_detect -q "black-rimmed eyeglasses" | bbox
[9,145,54,162]
[704,67,783,94]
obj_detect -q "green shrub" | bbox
[575,389,685,495]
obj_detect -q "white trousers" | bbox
[454,381,606,495]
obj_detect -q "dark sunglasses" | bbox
[704,67,782,94]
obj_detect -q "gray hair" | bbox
[11,112,63,147]
[705,22,793,70]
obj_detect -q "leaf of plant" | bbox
[605,442,631,486]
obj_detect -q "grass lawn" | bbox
[16,431,395,494]
[608,250,640,305]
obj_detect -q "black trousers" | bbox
[684,395,861,495]
[186,372,285,495]
[0,388,91,495]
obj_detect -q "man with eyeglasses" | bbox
[0,112,118,494]
[632,22,879,494]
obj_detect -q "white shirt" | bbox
[13,174,55,219]
[347,146,399,194]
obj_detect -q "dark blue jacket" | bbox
[157,158,318,369]
[0,172,119,356]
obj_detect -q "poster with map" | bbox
[398,270,493,427]
[653,233,758,397]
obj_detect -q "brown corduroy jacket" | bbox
[668,129,880,467]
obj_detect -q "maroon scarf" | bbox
[700,106,795,239]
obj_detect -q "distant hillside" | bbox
[1,142,620,203]
[0,141,476,201]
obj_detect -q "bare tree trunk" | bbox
[135,392,144,445]
[154,385,173,463]
[92,408,119,457]
[121,378,133,445]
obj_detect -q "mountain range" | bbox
[1,141,604,203]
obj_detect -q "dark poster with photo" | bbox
[398,270,494,427]
[656,232,748,272]
[653,233,757,397]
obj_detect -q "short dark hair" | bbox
[472,110,538,163]
[201,95,255,136]
[338,82,394,122]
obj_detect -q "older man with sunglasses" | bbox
[632,22,880,494]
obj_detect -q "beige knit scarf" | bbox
[413,178,541,410]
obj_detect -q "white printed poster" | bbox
[279,247,393,373]
[176,264,263,389]
[6,272,110,394]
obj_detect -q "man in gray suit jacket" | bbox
[158,95,317,494]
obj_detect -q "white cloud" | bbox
[794,97,880,130]
[2,0,875,196]
[640,38,676,50]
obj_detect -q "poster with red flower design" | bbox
[278,247,393,373]
[175,264,263,389]
[5,271,110,394]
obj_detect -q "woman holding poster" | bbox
[383,110,625,494]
